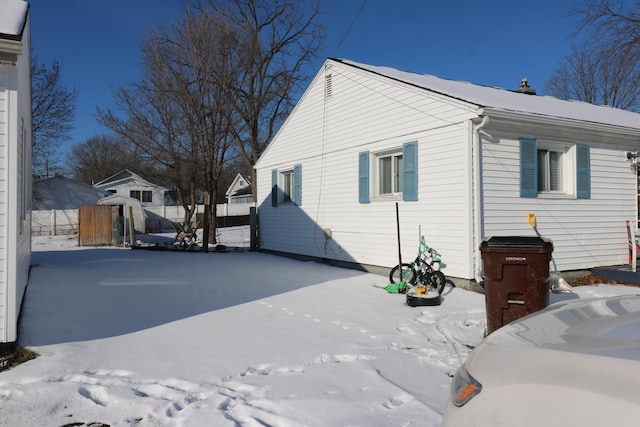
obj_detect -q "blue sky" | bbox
[28,0,581,156]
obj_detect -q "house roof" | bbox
[337,59,640,132]
[94,169,168,191]
[225,173,251,197]
[33,175,109,210]
[0,0,28,41]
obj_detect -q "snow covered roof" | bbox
[225,173,251,197]
[0,0,28,40]
[94,169,168,191]
[33,175,109,210]
[338,59,640,132]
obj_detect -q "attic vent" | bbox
[516,78,536,95]
[325,74,333,99]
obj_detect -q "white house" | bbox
[225,173,253,204]
[94,169,168,208]
[255,58,640,284]
[0,0,31,357]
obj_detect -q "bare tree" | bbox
[97,8,240,244]
[195,0,324,199]
[31,55,77,178]
[547,0,640,111]
[546,43,640,111]
[573,0,640,55]
[66,135,151,184]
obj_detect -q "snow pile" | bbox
[0,0,28,37]
[0,235,636,426]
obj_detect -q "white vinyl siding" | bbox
[0,19,32,345]
[256,61,475,278]
[0,67,7,341]
[483,127,635,272]
[256,58,640,280]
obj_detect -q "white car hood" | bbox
[463,294,640,408]
[444,295,640,426]
[482,295,640,360]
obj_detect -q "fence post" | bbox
[203,192,210,253]
[250,207,258,251]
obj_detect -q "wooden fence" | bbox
[78,205,115,246]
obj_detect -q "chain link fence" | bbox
[216,225,252,248]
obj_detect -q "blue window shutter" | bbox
[403,141,418,201]
[576,144,590,199]
[520,138,537,198]
[358,151,370,203]
[294,164,302,206]
[271,169,278,207]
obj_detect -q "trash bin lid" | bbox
[481,236,553,249]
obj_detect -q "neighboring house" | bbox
[255,58,640,283]
[33,175,108,210]
[94,169,168,208]
[0,0,31,357]
[225,173,253,204]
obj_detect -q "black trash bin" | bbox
[480,236,553,335]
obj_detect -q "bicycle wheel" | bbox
[424,271,446,294]
[389,263,416,284]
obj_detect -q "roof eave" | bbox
[482,107,640,139]
[0,38,21,61]
[0,2,28,58]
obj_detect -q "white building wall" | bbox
[481,122,637,272]
[109,183,166,208]
[0,19,31,345]
[256,60,478,278]
[0,64,7,341]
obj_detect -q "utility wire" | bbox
[333,0,367,54]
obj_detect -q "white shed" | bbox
[97,194,146,234]
[0,0,31,357]
[255,58,640,284]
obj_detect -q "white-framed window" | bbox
[130,190,152,203]
[520,138,590,199]
[537,147,564,193]
[271,164,302,207]
[359,141,418,203]
[377,151,403,196]
[281,169,294,203]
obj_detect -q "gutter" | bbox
[482,107,640,140]
[472,115,489,285]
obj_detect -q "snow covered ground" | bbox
[1,234,637,426]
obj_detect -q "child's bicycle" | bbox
[389,236,446,295]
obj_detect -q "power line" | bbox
[334,0,367,54]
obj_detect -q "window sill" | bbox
[372,194,403,202]
[537,192,576,199]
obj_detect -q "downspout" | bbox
[472,115,489,285]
